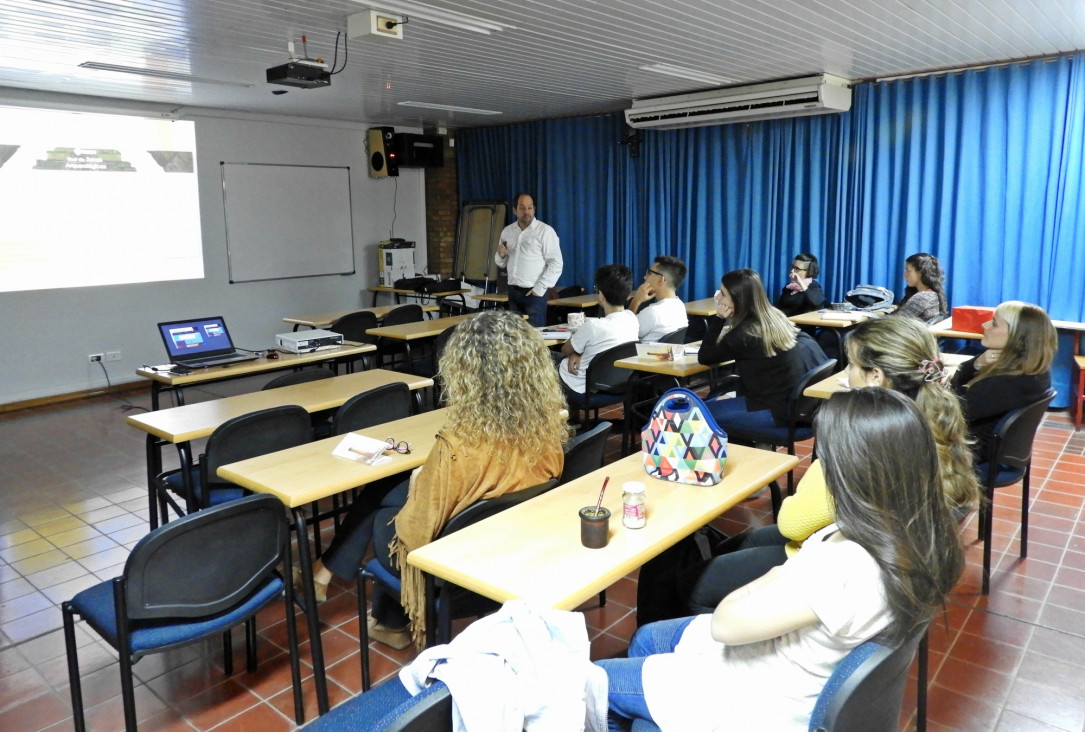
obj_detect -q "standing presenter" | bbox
[495,193,563,327]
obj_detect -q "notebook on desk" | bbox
[157,316,258,369]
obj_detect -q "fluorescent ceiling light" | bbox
[639,63,732,86]
[79,62,254,88]
[398,101,502,115]
[361,1,515,34]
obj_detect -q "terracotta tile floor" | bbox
[1,378,1083,731]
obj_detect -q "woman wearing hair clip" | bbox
[950,301,1057,458]
[298,311,567,649]
[598,387,964,731]
[685,316,979,615]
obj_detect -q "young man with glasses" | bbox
[630,255,689,342]
[494,193,563,327]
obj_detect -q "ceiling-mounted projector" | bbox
[266,60,330,89]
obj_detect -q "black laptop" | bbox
[157,316,258,369]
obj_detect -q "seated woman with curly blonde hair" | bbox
[302,310,568,648]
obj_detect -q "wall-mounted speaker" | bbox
[367,126,399,178]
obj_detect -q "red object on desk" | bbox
[951,306,996,334]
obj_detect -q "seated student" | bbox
[774,252,826,317]
[685,316,980,614]
[630,255,689,342]
[950,300,1057,458]
[890,252,948,322]
[559,264,640,398]
[596,388,964,731]
[300,311,567,648]
[697,268,826,431]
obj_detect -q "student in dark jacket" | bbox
[950,301,1056,458]
[774,252,826,318]
[698,268,827,429]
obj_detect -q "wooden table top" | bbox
[217,409,448,508]
[684,297,718,317]
[803,352,971,399]
[473,293,509,303]
[368,285,471,297]
[125,369,433,443]
[283,305,439,328]
[547,293,600,308]
[135,342,375,386]
[366,313,476,340]
[407,446,799,611]
[788,310,878,328]
[614,343,717,378]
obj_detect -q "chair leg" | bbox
[980,486,994,595]
[245,617,258,673]
[1020,465,1031,559]
[358,566,372,691]
[118,648,139,732]
[223,628,233,675]
[310,500,323,557]
[62,603,87,732]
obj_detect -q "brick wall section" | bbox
[424,133,459,278]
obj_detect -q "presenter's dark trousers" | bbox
[509,286,547,327]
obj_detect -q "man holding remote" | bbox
[495,193,563,327]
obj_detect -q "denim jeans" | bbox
[508,287,548,327]
[595,616,695,731]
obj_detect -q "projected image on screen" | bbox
[0,106,203,293]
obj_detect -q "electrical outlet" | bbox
[105,351,122,362]
[88,353,103,363]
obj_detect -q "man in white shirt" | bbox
[629,255,688,342]
[495,193,563,327]
[559,264,639,397]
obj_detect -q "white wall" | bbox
[0,97,427,405]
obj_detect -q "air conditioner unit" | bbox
[625,74,851,130]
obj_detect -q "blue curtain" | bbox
[458,55,1085,403]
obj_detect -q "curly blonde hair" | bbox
[438,311,569,462]
[846,317,980,509]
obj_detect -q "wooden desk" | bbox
[803,352,971,399]
[614,348,712,379]
[684,297,718,317]
[126,369,434,529]
[283,305,439,330]
[366,313,475,341]
[473,293,509,310]
[367,285,471,307]
[407,447,798,615]
[218,408,447,715]
[927,318,982,340]
[548,293,600,309]
[788,310,877,329]
[135,342,375,410]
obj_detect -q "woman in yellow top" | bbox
[303,311,568,648]
[687,316,978,613]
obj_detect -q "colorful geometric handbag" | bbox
[641,388,728,485]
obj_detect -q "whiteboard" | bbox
[221,162,355,283]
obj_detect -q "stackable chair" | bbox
[570,341,639,427]
[560,421,613,484]
[720,358,836,518]
[329,310,380,372]
[974,387,1056,594]
[809,623,930,732]
[155,404,312,524]
[332,382,414,435]
[357,479,559,689]
[63,494,304,732]
[376,304,425,372]
[262,365,337,390]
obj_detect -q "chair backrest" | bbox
[123,494,287,620]
[203,405,313,486]
[331,310,380,345]
[809,624,928,732]
[585,341,640,395]
[658,327,688,344]
[788,358,838,426]
[438,478,560,540]
[381,304,425,327]
[333,382,413,435]
[560,421,612,484]
[382,681,454,732]
[985,387,1056,471]
[432,323,458,371]
[261,367,336,391]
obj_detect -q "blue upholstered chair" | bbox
[301,677,452,731]
[571,341,639,426]
[62,494,304,732]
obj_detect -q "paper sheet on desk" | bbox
[333,434,393,466]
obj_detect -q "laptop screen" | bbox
[158,317,237,361]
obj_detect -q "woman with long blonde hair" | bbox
[951,301,1056,457]
[304,311,567,648]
